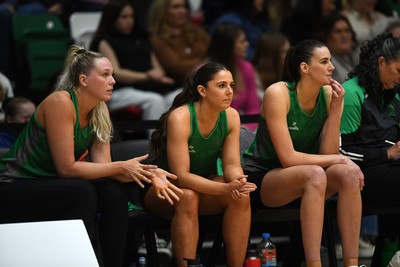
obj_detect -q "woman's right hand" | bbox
[119,154,158,186]
[342,156,365,190]
[387,141,400,160]
[227,176,257,200]
[149,168,184,205]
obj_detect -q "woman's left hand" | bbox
[150,168,184,205]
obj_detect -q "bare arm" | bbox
[167,106,238,195]
[319,78,345,154]
[221,108,257,197]
[263,82,348,168]
[38,92,156,182]
[221,108,245,182]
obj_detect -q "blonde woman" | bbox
[0,44,182,267]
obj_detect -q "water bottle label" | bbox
[260,248,277,267]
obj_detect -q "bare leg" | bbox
[171,189,199,267]
[326,164,361,265]
[144,187,199,267]
[197,191,251,267]
[260,165,327,264]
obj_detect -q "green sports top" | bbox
[242,81,328,172]
[0,89,95,179]
[156,102,229,178]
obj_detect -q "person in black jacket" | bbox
[340,32,400,225]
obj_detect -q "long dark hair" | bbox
[90,0,146,51]
[253,32,289,88]
[149,62,228,159]
[208,23,242,80]
[281,39,326,85]
[349,33,400,108]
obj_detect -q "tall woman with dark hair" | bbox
[142,62,257,267]
[242,39,364,267]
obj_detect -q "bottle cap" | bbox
[262,233,270,238]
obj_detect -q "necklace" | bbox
[184,47,192,54]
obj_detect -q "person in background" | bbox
[280,0,337,46]
[212,0,273,60]
[90,1,179,125]
[206,23,260,131]
[342,0,391,53]
[0,71,14,121]
[142,62,257,267]
[147,0,210,87]
[0,44,183,267]
[242,39,364,267]
[340,33,400,264]
[322,12,358,83]
[384,19,400,38]
[0,97,35,148]
[252,31,291,100]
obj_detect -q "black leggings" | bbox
[0,178,130,267]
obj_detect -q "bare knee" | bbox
[304,166,327,194]
[332,165,360,190]
[227,194,251,211]
[174,189,199,216]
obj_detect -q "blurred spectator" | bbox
[342,0,391,50]
[200,0,227,31]
[0,97,35,148]
[206,23,260,131]
[383,19,400,38]
[90,1,178,125]
[280,0,337,45]
[212,0,273,60]
[147,0,210,87]
[252,32,290,100]
[322,12,358,83]
[0,71,14,121]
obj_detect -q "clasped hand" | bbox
[229,175,257,200]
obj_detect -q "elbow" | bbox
[280,160,292,168]
[57,166,77,178]
[279,154,296,168]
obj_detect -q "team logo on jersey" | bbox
[288,122,299,131]
[189,145,195,153]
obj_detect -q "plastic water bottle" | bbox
[257,233,277,267]
[138,256,146,267]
